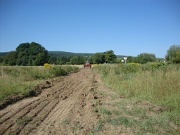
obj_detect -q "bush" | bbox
[121,63,140,74]
[166,45,180,63]
[44,63,52,68]
[63,66,73,73]
[50,67,67,77]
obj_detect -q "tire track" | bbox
[0,98,40,124]
[19,99,59,135]
[32,99,74,135]
[29,70,93,135]
[0,68,96,135]
[0,99,49,135]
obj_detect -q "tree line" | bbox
[126,45,180,64]
[0,42,180,66]
[0,42,117,66]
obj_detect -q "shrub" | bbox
[44,63,52,68]
[50,67,67,77]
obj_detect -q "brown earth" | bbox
[0,68,178,135]
[0,68,104,135]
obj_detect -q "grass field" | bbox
[0,65,79,102]
[93,63,180,127]
[0,64,179,134]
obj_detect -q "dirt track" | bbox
[1,68,178,135]
[0,68,100,135]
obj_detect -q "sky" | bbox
[0,0,180,58]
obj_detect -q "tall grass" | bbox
[0,66,78,102]
[93,64,180,125]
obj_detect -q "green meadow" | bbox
[0,65,78,102]
[93,63,180,126]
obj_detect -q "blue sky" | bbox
[0,0,179,58]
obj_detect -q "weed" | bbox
[16,116,32,125]
[93,120,104,132]
[94,64,180,125]
[107,116,137,127]
[0,66,79,102]
[126,107,147,119]
[98,107,112,115]
[95,89,106,97]
[62,119,70,125]
[111,109,122,115]
[50,67,67,76]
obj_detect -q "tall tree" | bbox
[166,45,180,63]
[104,50,117,63]
[70,56,85,64]
[57,56,71,65]
[127,56,138,63]
[16,42,48,66]
[91,52,105,64]
[77,56,86,64]
[4,51,18,65]
[137,53,156,64]
[0,56,3,63]
[48,56,57,64]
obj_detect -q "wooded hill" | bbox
[0,52,8,56]
[0,51,125,58]
[1,44,180,65]
[48,51,93,57]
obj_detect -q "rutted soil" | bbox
[0,68,100,135]
[0,80,53,110]
[0,68,179,135]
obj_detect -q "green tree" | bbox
[166,45,180,63]
[3,51,18,65]
[70,56,85,64]
[70,56,78,64]
[48,56,57,64]
[91,52,105,64]
[137,53,156,64]
[175,50,180,63]
[0,56,3,63]
[127,56,138,63]
[56,56,71,65]
[77,56,86,64]
[16,42,48,66]
[104,50,117,63]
